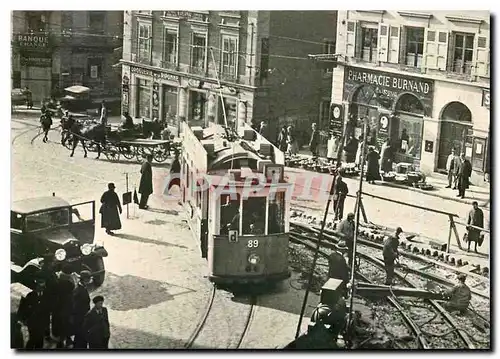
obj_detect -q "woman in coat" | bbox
[379,139,393,173]
[277,127,288,152]
[366,147,381,184]
[286,126,297,155]
[100,183,122,235]
[139,154,153,209]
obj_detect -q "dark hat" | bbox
[93,295,104,304]
[347,213,355,219]
[80,270,92,280]
[472,201,478,206]
[396,227,403,234]
[457,273,467,282]
[108,182,115,189]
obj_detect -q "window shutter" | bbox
[388,26,400,64]
[436,31,449,71]
[424,28,438,70]
[354,23,362,59]
[346,21,357,58]
[378,23,389,63]
[473,35,489,77]
[399,26,407,66]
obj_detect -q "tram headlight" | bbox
[80,243,93,256]
[55,249,67,261]
[248,253,260,265]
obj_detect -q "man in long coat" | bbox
[139,154,153,209]
[366,146,381,184]
[309,123,320,157]
[100,183,122,235]
[466,201,484,253]
[17,278,52,349]
[383,227,402,285]
[51,268,75,348]
[457,153,472,199]
[73,271,91,349]
[333,174,348,221]
[84,296,110,349]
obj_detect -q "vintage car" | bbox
[11,195,108,290]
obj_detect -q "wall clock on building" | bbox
[333,106,341,119]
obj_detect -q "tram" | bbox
[179,121,291,285]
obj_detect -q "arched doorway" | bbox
[347,85,379,143]
[393,93,425,165]
[437,102,472,170]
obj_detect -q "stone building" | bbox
[331,10,490,183]
[119,10,336,144]
[11,11,123,107]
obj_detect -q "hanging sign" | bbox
[329,103,343,137]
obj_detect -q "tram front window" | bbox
[220,194,240,235]
[243,197,266,235]
[268,192,285,234]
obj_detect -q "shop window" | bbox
[136,78,151,118]
[89,11,105,34]
[219,194,240,235]
[242,197,266,235]
[138,22,152,63]
[190,91,206,122]
[88,58,102,80]
[361,26,378,63]
[191,33,207,70]
[268,192,285,234]
[163,28,178,65]
[394,94,425,160]
[405,27,424,67]
[452,32,474,75]
[162,85,178,125]
[221,35,238,78]
[319,100,330,130]
[217,97,237,127]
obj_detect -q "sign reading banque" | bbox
[343,66,434,117]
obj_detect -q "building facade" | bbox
[120,10,336,144]
[11,11,123,106]
[332,10,490,183]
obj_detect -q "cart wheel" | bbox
[104,146,120,161]
[136,148,146,162]
[120,145,135,159]
[153,148,169,163]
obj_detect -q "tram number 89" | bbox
[247,240,259,248]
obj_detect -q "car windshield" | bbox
[25,208,70,232]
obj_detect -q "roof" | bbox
[64,85,90,94]
[12,196,70,215]
[209,143,262,169]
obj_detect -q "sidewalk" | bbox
[291,150,490,207]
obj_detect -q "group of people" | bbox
[446,149,473,199]
[14,265,110,350]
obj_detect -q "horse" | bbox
[69,122,106,159]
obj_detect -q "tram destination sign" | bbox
[343,66,434,117]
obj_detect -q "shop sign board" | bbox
[343,66,434,117]
[16,34,50,50]
[329,103,343,137]
[130,66,180,83]
[482,89,490,109]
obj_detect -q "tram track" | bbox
[288,223,490,349]
[185,284,256,349]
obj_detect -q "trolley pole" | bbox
[294,133,345,339]
[347,118,368,337]
[125,172,130,219]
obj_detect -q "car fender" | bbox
[91,245,108,258]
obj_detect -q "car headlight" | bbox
[248,253,260,265]
[55,249,67,261]
[80,243,93,256]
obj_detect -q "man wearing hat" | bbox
[17,277,52,349]
[466,201,484,253]
[139,154,154,209]
[442,274,471,314]
[337,213,355,267]
[72,271,92,349]
[383,227,402,285]
[100,183,122,235]
[333,174,349,221]
[83,295,110,349]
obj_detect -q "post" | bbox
[447,218,453,254]
[294,134,345,339]
[125,173,130,219]
[359,197,368,223]
[450,215,463,250]
[347,118,368,336]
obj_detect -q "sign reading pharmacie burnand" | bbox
[343,66,434,117]
[130,66,180,83]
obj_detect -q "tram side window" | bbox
[219,194,240,235]
[242,197,266,235]
[268,192,285,234]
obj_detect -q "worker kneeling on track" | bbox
[441,273,471,314]
[282,301,347,349]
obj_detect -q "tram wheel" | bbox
[120,145,135,159]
